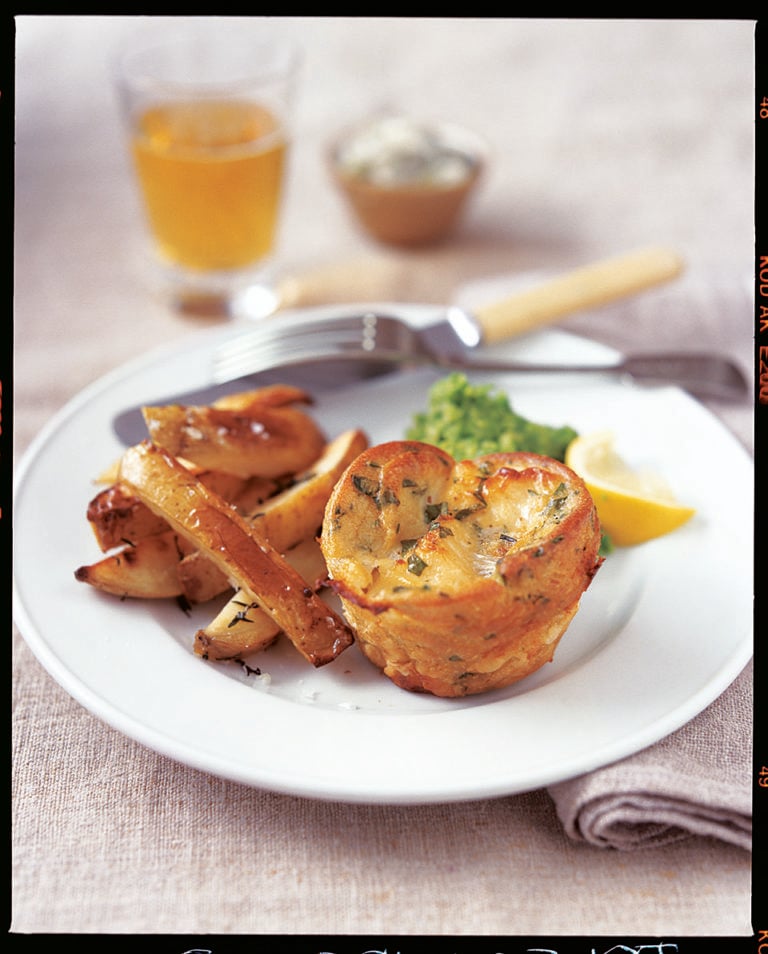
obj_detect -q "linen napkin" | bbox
[547,660,753,851]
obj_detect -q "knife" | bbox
[112,246,686,445]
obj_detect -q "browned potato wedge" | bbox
[88,470,279,553]
[119,441,354,667]
[85,431,369,605]
[195,591,281,661]
[79,504,332,608]
[321,442,603,696]
[87,483,170,552]
[230,474,284,514]
[246,427,369,553]
[141,393,326,479]
[177,550,231,604]
[279,535,330,587]
[92,387,310,484]
[74,530,196,599]
[176,428,369,603]
[211,384,313,411]
[194,538,329,660]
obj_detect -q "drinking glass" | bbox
[115,28,301,318]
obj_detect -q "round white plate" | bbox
[13,305,754,804]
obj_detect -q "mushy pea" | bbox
[406,372,613,555]
[406,372,578,463]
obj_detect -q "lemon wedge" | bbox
[565,431,695,547]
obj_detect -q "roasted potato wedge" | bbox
[93,386,309,484]
[277,535,330,588]
[87,468,276,553]
[176,428,369,603]
[142,390,326,479]
[194,538,329,660]
[229,474,285,514]
[245,427,369,552]
[87,482,170,552]
[210,384,313,412]
[195,592,282,661]
[74,530,196,599]
[119,441,354,667]
[177,550,231,604]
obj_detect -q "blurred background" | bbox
[14,16,755,452]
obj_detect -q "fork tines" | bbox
[212,312,410,384]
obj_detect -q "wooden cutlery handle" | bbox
[473,246,685,344]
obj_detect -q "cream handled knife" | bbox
[466,246,684,343]
[276,246,685,343]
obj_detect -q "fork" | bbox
[213,309,748,403]
[215,246,684,379]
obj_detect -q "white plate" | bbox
[13,305,754,804]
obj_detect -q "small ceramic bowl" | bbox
[329,115,487,247]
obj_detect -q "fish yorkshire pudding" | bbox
[321,441,603,697]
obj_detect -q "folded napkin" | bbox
[547,660,753,851]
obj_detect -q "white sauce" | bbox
[335,116,475,187]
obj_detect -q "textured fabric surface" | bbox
[549,662,753,851]
[12,15,755,938]
[10,626,755,936]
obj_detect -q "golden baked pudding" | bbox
[321,441,603,697]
